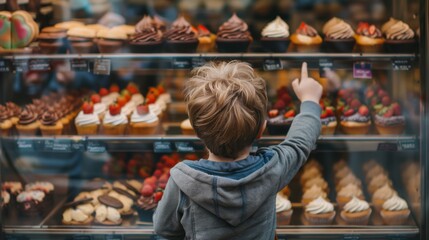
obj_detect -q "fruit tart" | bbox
[373,100,405,135]
[319,99,337,135]
[340,99,371,135]
[290,22,323,52]
[267,105,296,136]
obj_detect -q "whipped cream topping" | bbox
[94,103,106,116]
[158,93,171,104]
[323,17,354,39]
[131,94,144,105]
[372,184,397,201]
[382,18,415,40]
[374,114,405,126]
[103,112,128,126]
[337,183,363,197]
[17,190,45,202]
[382,195,408,211]
[75,111,100,126]
[131,110,159,123]
[155,99,167,111]
[344,196,370,213]
[122,102,136,116]
[303,185,327,200]
[261,16,289,38]
[149,104,162,116]
[276,194,292,212]
[306,196,334,214]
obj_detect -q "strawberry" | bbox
[99,88,109,97]
[325,106,334,116]
[91,94,101,104]
[392,102,401,115]
[146,93,157,104]
[109,102,121,116]
[153,191,163,203]
[126,83,139,95]
[153,169,162,178]
[137,104,149,115]
[273,100,286,110]
[337,89,348,99]
[365,89,375,99]
[344,108,355,116]
[110,84,120,93]
[350,99,361,109]
[121,89,131,101]
[382,96,391,106]
[358,105,369,116]
[280,93,292,104]
[141,184,154,197]
[158,182,166,190]
[117,96,127,107]
[197,24,210,35]
[268,109,279,118]
[369,25,376,35]
[148,87,160,98]
[157,85,166,94]
[320,111,328,119]
[284,109,295,118]
[82,101,94,114]
[378,89,388,98]
[298,22,307,30]
[138,168,150,178]
[383,108,394,118]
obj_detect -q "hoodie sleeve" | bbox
[268,101,321,192]
[153,178,185,240]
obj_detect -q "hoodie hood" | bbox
[170,155,280,226]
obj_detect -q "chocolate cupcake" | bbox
[260,16,290,52]
[381,18,416,53]
[164,16,198,53]
[322,17,355,52]
[16,109,39,136]
[129,15,163,53]
[216,14,252,53]
[40,111,63,136]
[38,27,68,54]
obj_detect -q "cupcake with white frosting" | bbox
[340,197,372,225]
[301,185,327,206]
[260,16,290,52]
[129,104,159,135]
[336,183,364,209]
[276,193,293,225]
[372,184,397,212]
[102,103,128,135]
[75,102,100,135]
[380,195,410,225]
[304,196,336,225]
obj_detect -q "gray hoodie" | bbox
[153,101,321,240]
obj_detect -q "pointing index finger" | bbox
[301,62,308,80]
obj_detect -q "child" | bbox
[154,61,322,239]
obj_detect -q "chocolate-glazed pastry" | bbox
[216,13,252,52]
[130,15,163,53]
[6,102,21,125]
[164,16,198,53]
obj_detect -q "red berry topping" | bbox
[284,109,295,118]
[82,102,94,114]
[99,88,109,97]
[109,102,121,116]
[344,109,355,117]
[91,94,101,104]
[268,109,279,118]
[358,105,369,116]
[153,191,163,203]
[109,84,120,93]
[137,104,149,115]
[382,96,391,106]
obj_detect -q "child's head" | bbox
[184,61,267,159]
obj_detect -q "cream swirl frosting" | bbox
[323,17,355,39]
[261,16,289,38]
[122,102,136,116]
[131,94,144,105]
[382,18,414,40]
[372,184,397,201]
[344,197,370,213]
[131,110,158,123]
[75,111,100,126]
[149,104,162,116]
[94,103,106,116]
[382,195,408,211]
[276,194,292,212]
[103,112,128,126]
[337,183,363,197]
[306,196,334,214]
[303,185,327,200]
[17,190,45,202]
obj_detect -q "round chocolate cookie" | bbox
[98,195,123,209]
[112,187,138,201]
[63,197,93,209]
[119,180,140,195]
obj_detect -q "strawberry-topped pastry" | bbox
[267,86,296,135]
[340,98,371,135]
[156,84,171,107]
[355,22,385,53]
[91,93,107,120]
[290,22,323,52]
[373,100,405,135]
[120,89,137,118]
[102,102,128,135]
[365,85,389,113]
[126,83,144,105]
[336,88,360,118]
[129,102,159,135]
[319,98,337,135]
[75,101,100,135]
[197,24,216,52]
[145,88,164,118]
[100,84,121,105]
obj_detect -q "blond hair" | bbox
[184,61,267,159]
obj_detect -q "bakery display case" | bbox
[0,0,427,239]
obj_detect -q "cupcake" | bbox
[67,27,97,54]
[0,105,13,136]
[380,195,410,225]
[96,28,128,53]
[290,22,323,52]
[336,173,362,191]
[336,183,364,209]
[372,184,397,211]
[304,196,335,225]
[129,104,159,135]
[276,194,293,225]
[216,13,253,53]
[180,119,195,135]
[102,103,128,135]
[111,25,136,39]
[6,102,21,125]
[16,109,39,136]
[197,24,216,52]
[373,101,405,135]
[301,185,327,206]
[75,102,100,135]
[152,16,166,32]
[62,198,95,225]
[37,27,68,54]
[260,16,290,52]
[333,159,348,173]
[129,15,163,53]
[17,190,46,216]
[381,18,416,53]
[334,166,352,182]
[164,16,198,53]
[39,111,63,136]
[302,176,329,193]
[355,22,385,53]
[340,101,371,135]
[368,174,392,195]
[300,166,322,185]
[322,17,355,52]
[364,164,386,183]
[340,197,372,225]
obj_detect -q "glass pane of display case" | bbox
[0,0,425,239]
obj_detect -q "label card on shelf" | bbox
[43,139,72,152]
[319,59,333,78]
[353,62,372,79]
[87,141,106,153]
[0,59,11,72]
[172,58,191,69]
[28,59,50,71]
[93,59,111,75]
[398,139,418,151]
[71,59,89,72]
[377,143,398,151]
[192,57,206,68]
[175,142,195,152]
[71,235,93,240]
[154,141,172,153]
[263,58,282,71]
[16,139,33,151]
[13,59,28,72]
[71,140,86,152]
[105,235,123,240]
[392,59,412,71]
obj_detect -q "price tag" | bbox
[52,139,72,152]
[105,235,123,240]
[353,62,372,79]
[16,139,33,151]
[71,235,93,240]
[377,143,398,152]
[93,59,111,75]
[87,141,106,153]
[13,59,29,72]
[0,59,11,72]
[319,59,333,78]
[71,59,89,72]
[154,141,172,153]
[392,59,412,71]
[263,58,282,71]
[175,142,195,152]
[398,139,418,151]
[71,140,86,152]
[172,58,191,69]
[28,59,50,71]
[192,57,206,68]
